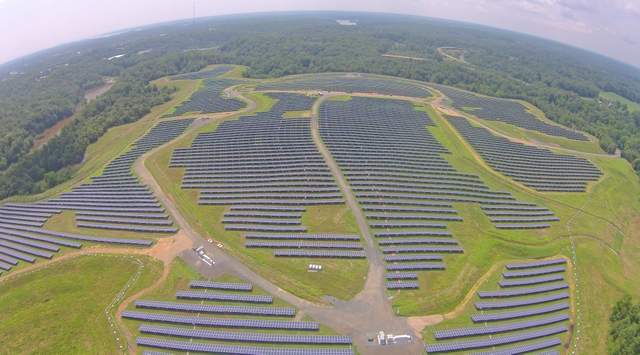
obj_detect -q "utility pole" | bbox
[192,0,196,25]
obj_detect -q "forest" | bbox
[609,296,640,355]
[1,12,640,199]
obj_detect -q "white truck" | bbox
[193,246,215,266]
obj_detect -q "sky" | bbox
[1,0,639,67]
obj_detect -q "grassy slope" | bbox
[478,118,604,154]
[434,91,604,154]
[421,259,572,354]
[1,67,636,354]
[143,93,368,303]
[5,78,200,204]
[0,254,162,354]
[43,211,168,241]
[600,91,640,112]
[124,258,343,354]
[395,104,640,354]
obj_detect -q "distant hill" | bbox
[1,11,640,200]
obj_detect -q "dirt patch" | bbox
[85,78,115,102]
[407,315,444,336]
[32,115,76,151]
[31,79,115,151]
[382,53,426,61]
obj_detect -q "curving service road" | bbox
[132,90,426,354]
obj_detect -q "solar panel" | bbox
[475,292,569,310]
[122,311,319,330]
[136,337,354,355]
[503,266,566,278]
[478,283,569,298]
[134,300,296,317]
[434,313,569,339]
[189,280,253,291]
[471,302,570,322]
[505,258,566,270]
[470,338,562,355]
[176,291,273,303]
[425,325,567,353]
[139,325,352,344]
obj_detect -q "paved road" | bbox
[133,92,426,354]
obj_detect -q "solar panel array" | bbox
[170,93,365,259]
[426,258,570,353]
[126,278,354,354]
[35,119,192,233]
[449,116,601,192]
[432,84,587,141]
[0,119,193,272]
[171,78,245,116]
[318,97,558,289]
[170,65,235,81]
[0,221,152,271]
[259,73,431,98]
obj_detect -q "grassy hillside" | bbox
[143,95,368,303]
[601,91,640,112]
[0,255,162,354]
[123,259,343,354]
[389,103,640,354]
[4,78,200,204]
[1,67,638,354]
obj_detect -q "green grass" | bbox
[388,103,640,354]
[144,114,367,303]
[478,118,604,154]
[4,78,200,204]
[123,259,345,354]
[245,91,277,113]
[301,204,358,234]
[327,95,352,101]
[0,254,162,354]
[3,69,639,354]
[600,91,640,112]
[44,211,167,241]
[282,110,312,118]
[442,89,604,154]
[421,259,571,354]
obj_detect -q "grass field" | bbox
[388,103,640,354]
[3,69,639,354]
[143,104,368,303]
[477,118,605,155]
[4,78,200,205]
[124,258,344,354]
[44,211,168,241]
[420,258,572,354]
[600,91,640,112]
[0,254,162,354]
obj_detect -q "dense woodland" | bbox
[609,296,640,354]
[1,12,640,199]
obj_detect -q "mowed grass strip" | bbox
[420,259,571,355]
[0,254,162,354]
[5,78,200,204]
[144,103,367,303]
[44,211,168,241]
[392,103,640,354]
[124,259,344,353]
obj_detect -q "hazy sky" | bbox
[1,0,639,67]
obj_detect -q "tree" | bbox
[609,295,640,355]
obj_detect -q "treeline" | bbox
[210,19,640,170]
[0,51,217,199]
[609,295,640,354]
[2,13,640,199]
[0,66,103,171]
